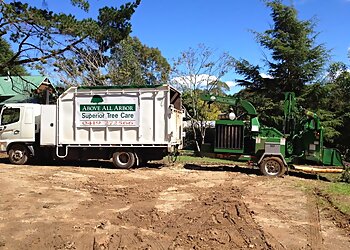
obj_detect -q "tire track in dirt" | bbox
[239,176,315,249]
[232,177,288,250]
[306,193,323,250]
[312,188,350,250]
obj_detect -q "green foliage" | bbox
[182,89,221,122]
[254,0,328,94]
[70,0,90,12]
[234,0,329,130]
[109,36,170,85]
[299,62,350,152]
[327,181,350,194]
[0,38,27,76]
[236,88,284,129]
[96,2,141,52]
[340,165,350,183]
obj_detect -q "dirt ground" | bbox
[0,158,349,250]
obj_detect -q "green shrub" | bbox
[340,164,350,183]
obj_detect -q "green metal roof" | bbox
[0,76,48,96]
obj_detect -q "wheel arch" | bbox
[258,153,288,167]
[7,142,34,156]
[258,154,288,177]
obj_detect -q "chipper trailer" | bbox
[200,92,344,176]
[0,84,183,168]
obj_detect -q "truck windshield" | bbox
[1,108,20,125]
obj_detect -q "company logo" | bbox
[91,95,104,104]
[79,95,136,112]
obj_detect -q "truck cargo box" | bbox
[57,85,183,148]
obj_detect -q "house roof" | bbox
[0,75,50,96]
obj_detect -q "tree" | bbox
[0,37,27,76]
[0,0,140,75]
[108,36,170,86]
[172,44,234,151]
[234,0,329,129]
[322,62,350,157]
[53,42,110,86]
[54,36,169,86]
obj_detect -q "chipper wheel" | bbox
[259,156,286,177]
[112,151,135,169]
[8,144,29,165]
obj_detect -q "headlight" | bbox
[229,112,236,120]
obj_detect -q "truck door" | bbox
[0,106,22,142]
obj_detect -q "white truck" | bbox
[0,84,183,168]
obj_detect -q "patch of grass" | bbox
[333,202,350,214]
[293,180,314,192]
[294,180,350,215]
[177,155,239,165]
[331,198,350,214]
[319,173,342,182]
[327,182,350,195]
[321,182,350,215]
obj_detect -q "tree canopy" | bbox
[0,37,27,76]
[109,36,170,86]
[53,36,170,86]
[234,0,329,129]
[0,0,140,73]
[235,0,328,94]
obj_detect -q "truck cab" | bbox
[0,104,41,164]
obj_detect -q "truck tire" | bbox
[8,144,29,165]
[112,151,135,169]
[259,157,286,177]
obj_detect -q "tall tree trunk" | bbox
[191,121,201,153]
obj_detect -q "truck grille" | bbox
[215,124,244,150]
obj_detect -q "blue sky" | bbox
[21,0,350,92]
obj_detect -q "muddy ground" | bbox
[0,158,349,250]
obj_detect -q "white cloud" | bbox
[171,75,240,94]
[171,74,218,89]
[260,73,273,79]
[225,81,238,88]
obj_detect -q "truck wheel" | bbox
[8,144,29,165]
[112,151,135,169]
[259,157,286,177]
